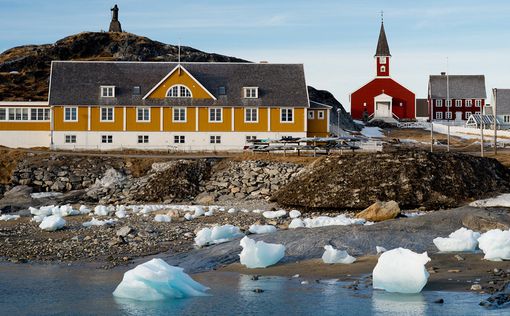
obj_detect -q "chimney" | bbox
[440,72,446,76]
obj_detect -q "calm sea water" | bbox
[0,263,505,316]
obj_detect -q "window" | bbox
[435,112,443,119]
[173,108,186,122]
[137,135,149,144]
[466,112,473,120]
[245,108,258,122]
[8,108,29,121]
[209,108,222,122]
[475,111,481,115]
[318,111,325,120]
[455,100,462,107]
[446,100,452,108]
[210,135,221,144]
[65,135,76,143]
[137,107,150,122]
[504,115,510,123]
[218,86,226,95]
[64,107,77,121]
[244,87,258,98]
[281,108,294,122]
[246,136,257,142]
[465,100,472,107]
[174,135,185,144]
[445,111,452,119]
[475,99,482,107]
[166,85,192,98]
[101,135,113,143]
[100,107,114,122]
[308,111,314,120]
[380,66,386,73]
[101,86,115,98]
[133,86,141,95]
[30,108,50,121]
[436,99,443,107]
[0,108,5,120]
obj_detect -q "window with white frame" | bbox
[445,111,452,119]
[245,108,258,122]
[465,100,472,107]
[475,99,482,107]
[475,111,481,115]
[380,57,387,64]
[504,115,510,123]
[30,108,50,121]
[137,107,150,122]
[65,135,76,143]
[137,135,149,143]
[100,86,115,98]
[281,108,293,122]
[173,107,186,122]
[318,111,325,120]
[8,108,29,121]
[246,136,257,142]
[209,108,222,122]
[308,111,314,120]
[0,108,5,120]
[243,87,258,98]
[466,112,473,120]
[446,100,452,107]
[455,100,462,107]
[64,107,77,121]
[436,99,443,107]
[101,135,113,143]
[435,112,443,119]
[166,85,192,98]
[210,135,221,144]
[174,135,185,144]
[100,107,114,122]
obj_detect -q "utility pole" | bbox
[481,118,484,157]
[446,57,451,152]
[494,88,498,155]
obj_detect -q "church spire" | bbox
[109,4,123,32]
[375,18,391,57]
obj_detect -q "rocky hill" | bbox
[0,31,357,131]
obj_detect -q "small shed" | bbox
[465,113,500,129]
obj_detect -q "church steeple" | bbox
[375,13,390,77]
[109,4,123,32]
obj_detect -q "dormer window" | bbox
[244,87,258,99]
[166,85,192,98]
[101,86,115,98]
[218,86,226,95]
[133,86,141,95]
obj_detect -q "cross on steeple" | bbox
[380,10,384,24]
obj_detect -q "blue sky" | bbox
[1,0,510,109]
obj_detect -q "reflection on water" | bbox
[0,263,500,316]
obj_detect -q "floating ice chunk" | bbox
[322,245,356,264]
[94,205,109,216]
[478,229,510,261]
[154,215,171,223]
[249,224,277,234]
[239,236,285,268]
[82,217,116,227]
[194,225,244,247]
[372,248,430,293]
[303,215,365,228]
[184,213,193,221]
[39,215,66,231]
[288,218,305,229]
[376,246,387,254]
[263,210,287,219]
[53,205,80,217]
[112,258,209,300]
[0,214,20,221]
[433,228,481,252]
[470,194,510,208]
[289,210,301,219]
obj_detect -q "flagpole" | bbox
[446,57,450,152]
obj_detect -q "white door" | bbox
[455,111,463,121]
[375,102,391,118]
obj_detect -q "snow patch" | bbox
[194,225,244,247]
[470,194,510,208]
[239,236,285,268]
[302,215,365,228]
[373,248,430,294]
[361,127,384,138]
[30,192,62,199]
[478,229,510,261]
[322,245,356,264]
[433,227,480,252]
[249,224,277,234]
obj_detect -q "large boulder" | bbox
[355,201,400,222]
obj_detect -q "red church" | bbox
[350,21,416,122]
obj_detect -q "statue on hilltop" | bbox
[109,4,122,32]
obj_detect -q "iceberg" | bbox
[154,214,171,223]
[194,225,244,247]
[239,236,285,268]
[478,229,510,261]
[372,248,430,294]
[433,227,481,252]
[262,210,287,219]
[322,245,356,264]
[289,210,301,218]
[39,215,66,231]
[113,258,209,300]
[288,218,305,229]
[249,224,277,234]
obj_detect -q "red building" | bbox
[350,21,416,122]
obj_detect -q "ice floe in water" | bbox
[322,245,356,264]
[262,210,287,219]
[372,248,430,294]
[239,236,285,268]
[249,224,277,234]
[154,214,171,223]
[469,194,510,208]
[194,225,244,247]
[82,217,117,227]
[477,229,510,261]
[433,227,480,252]
[39,215,66,231]
[113,258,209,301]
[0,214,20,221]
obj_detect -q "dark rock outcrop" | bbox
[273,150,510,210]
